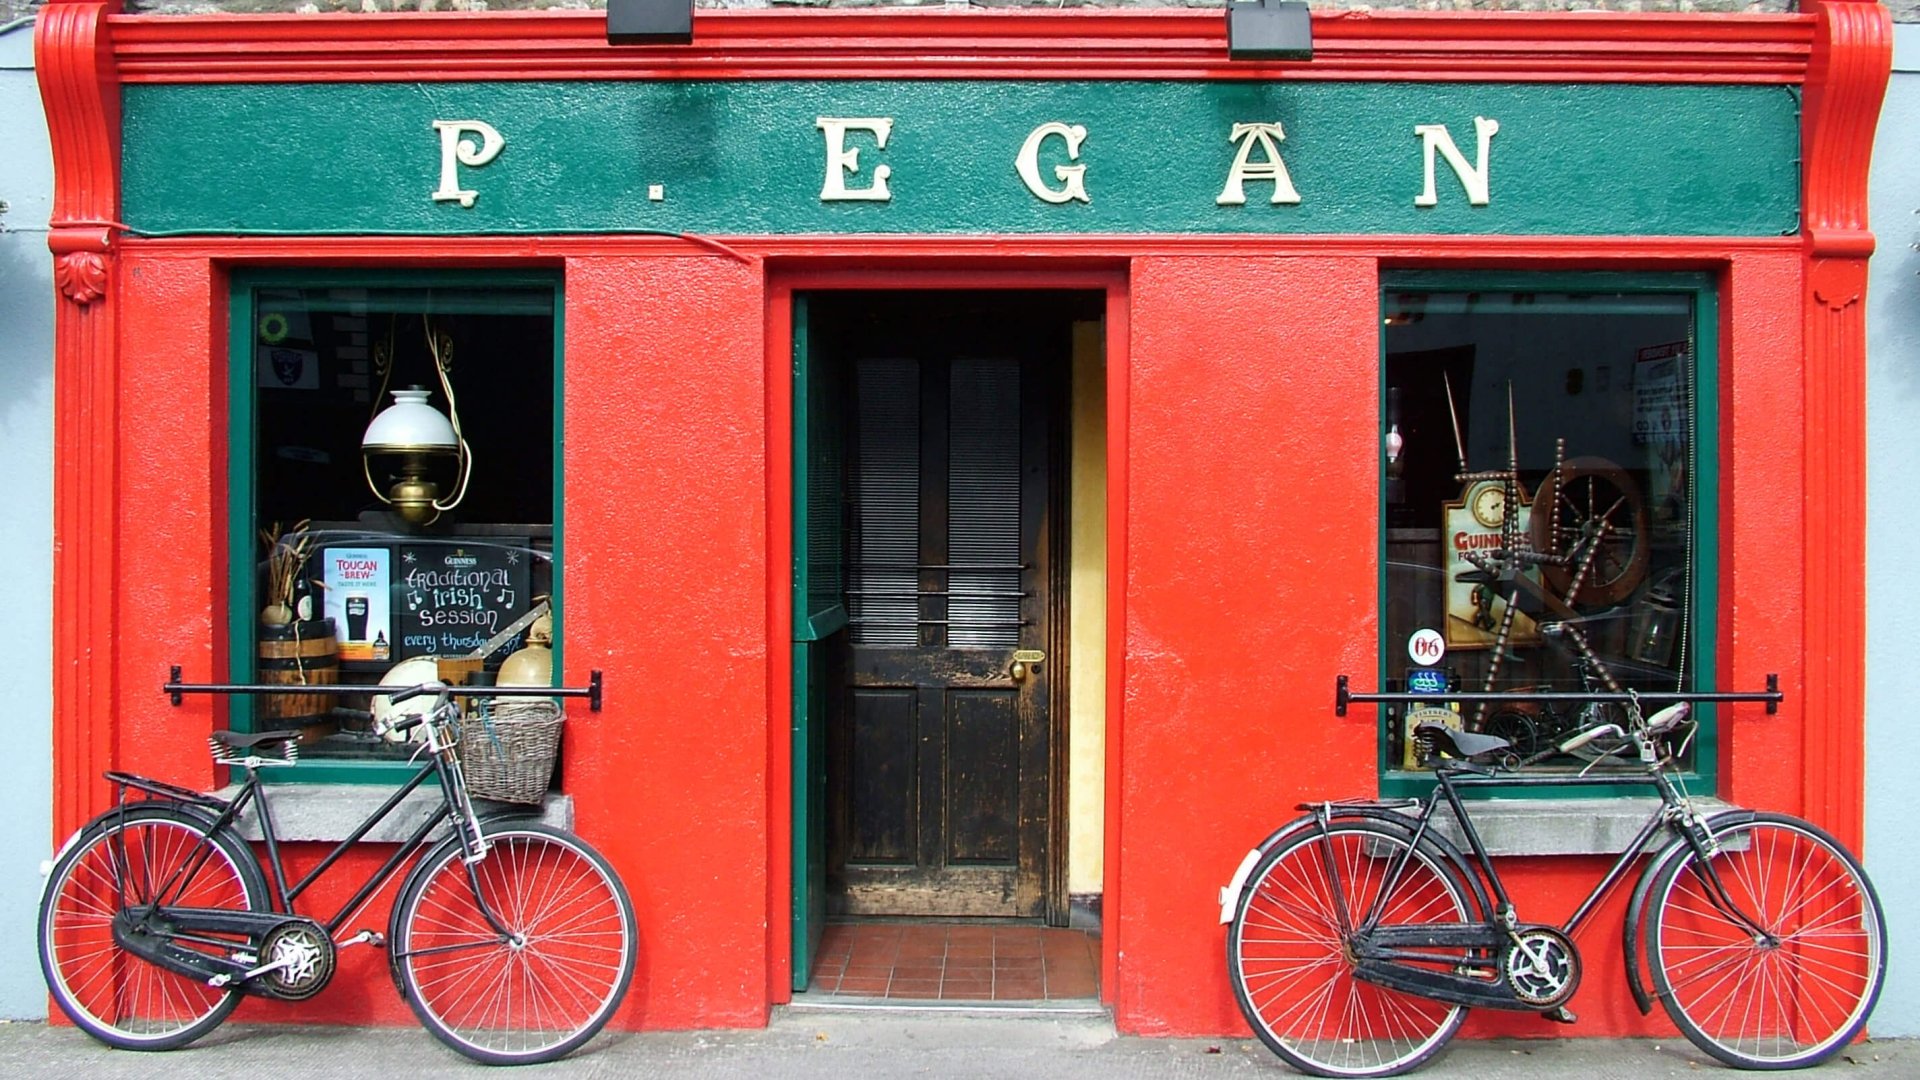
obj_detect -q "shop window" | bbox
[230,273,559,780]
[1380,274,1716,793]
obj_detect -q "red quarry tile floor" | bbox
[807,922,1101,1003]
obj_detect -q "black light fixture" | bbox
[607,0,693,45]
[1227,0,1313,61]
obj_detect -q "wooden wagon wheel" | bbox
[1530,456,1649,610]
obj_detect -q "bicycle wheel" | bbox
[392,821,636,1065]
[1648,812,1885,1069]
[39,802,270,1050]
[1228,819,1475,1078]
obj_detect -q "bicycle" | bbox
[37,682,637,1065]
[1219,696,1885,1077]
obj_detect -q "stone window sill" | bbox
[1407,797,1731,857]
[214,784,573,843]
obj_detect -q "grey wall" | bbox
[0,17,54,1021]
[1865,20,1920,1041]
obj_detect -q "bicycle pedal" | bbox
[1540,1006,1577,1025]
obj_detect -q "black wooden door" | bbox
[832,297,1054,918]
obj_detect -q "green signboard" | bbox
[120,80,1798,237]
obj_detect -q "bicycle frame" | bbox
[1329,755,1763,1016]
[105,704,517,955]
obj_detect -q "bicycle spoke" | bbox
[1228,821,1470,1077]
[395,826,634,1065]
[1651,816,1883,1069]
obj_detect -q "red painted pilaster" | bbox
[1798,0,1889,855]
[37,1,123,844]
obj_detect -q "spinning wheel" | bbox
[1531,457,1649,610]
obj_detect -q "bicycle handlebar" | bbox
[376,681,453,738]
[383,681,450,707]
[1557,723,1623,754]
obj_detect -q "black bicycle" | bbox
[37,682,636,1065]
[1220,697,1885,1077]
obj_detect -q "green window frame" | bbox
[1378,270,1719,799]
[228,269,565,783]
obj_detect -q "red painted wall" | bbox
[559,254,772,1028]
[1104,249,1824,1039]
[93,250,774,1030]
[1115,255,1383,1034]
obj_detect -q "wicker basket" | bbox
[459,700,563,804]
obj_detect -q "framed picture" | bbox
[1442,479,1541,649]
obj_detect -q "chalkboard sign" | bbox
[395,541,532,663]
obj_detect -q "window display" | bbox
[238,278,558,767]
[1381,282,1710,776]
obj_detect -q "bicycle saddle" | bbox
[1414,722,1511,762]
[211,728,305,749]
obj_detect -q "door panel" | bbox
[828,294,1057,919]
[946,688,1019,862]
[849,687,917,864]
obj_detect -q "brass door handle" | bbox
[1009,649,1045,683]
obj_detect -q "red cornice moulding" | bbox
[104,9,1814,85]
[112,232,1801,265]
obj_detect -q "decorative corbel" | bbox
[52,245,111,307]
[38,2,121,309]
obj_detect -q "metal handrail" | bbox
[165,665,603,711]
[1334,673,1780,717]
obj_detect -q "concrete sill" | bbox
[1410,797,1732,857]
[213,783,573,843]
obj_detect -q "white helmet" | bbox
[370,657,442,743]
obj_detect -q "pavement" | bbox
[0,1007,1914,1079]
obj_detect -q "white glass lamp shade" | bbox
[363,388,467,525]
[363,388,458,453]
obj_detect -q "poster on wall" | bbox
[1635,341,1691,530]
[395,542,532,662]
[321,547,393,662]
[1442,480,1541,649]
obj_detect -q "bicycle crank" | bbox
[1502,926,1581,1009]
[252,918,337,1000]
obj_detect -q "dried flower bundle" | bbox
[259,519,315,619]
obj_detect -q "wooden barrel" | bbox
[258,617,340,743]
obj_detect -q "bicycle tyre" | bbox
[1647,812,1885,1070]
[392,821,637,1065]
[38,802,271,1051]
[1228,819,1475,1078]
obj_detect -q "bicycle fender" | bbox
[40,799,234,904]
[1622,808,1757,1015]
[1219,813,1339,924]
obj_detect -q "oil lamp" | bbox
[362,318,472,526]
[362,387,469,526]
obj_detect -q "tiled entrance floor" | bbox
[807,922,1100,1002]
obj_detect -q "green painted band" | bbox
[123,80,1798,238]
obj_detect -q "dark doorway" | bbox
[801,291,1090,923]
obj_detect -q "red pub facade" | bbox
[35,0,1891,1043]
